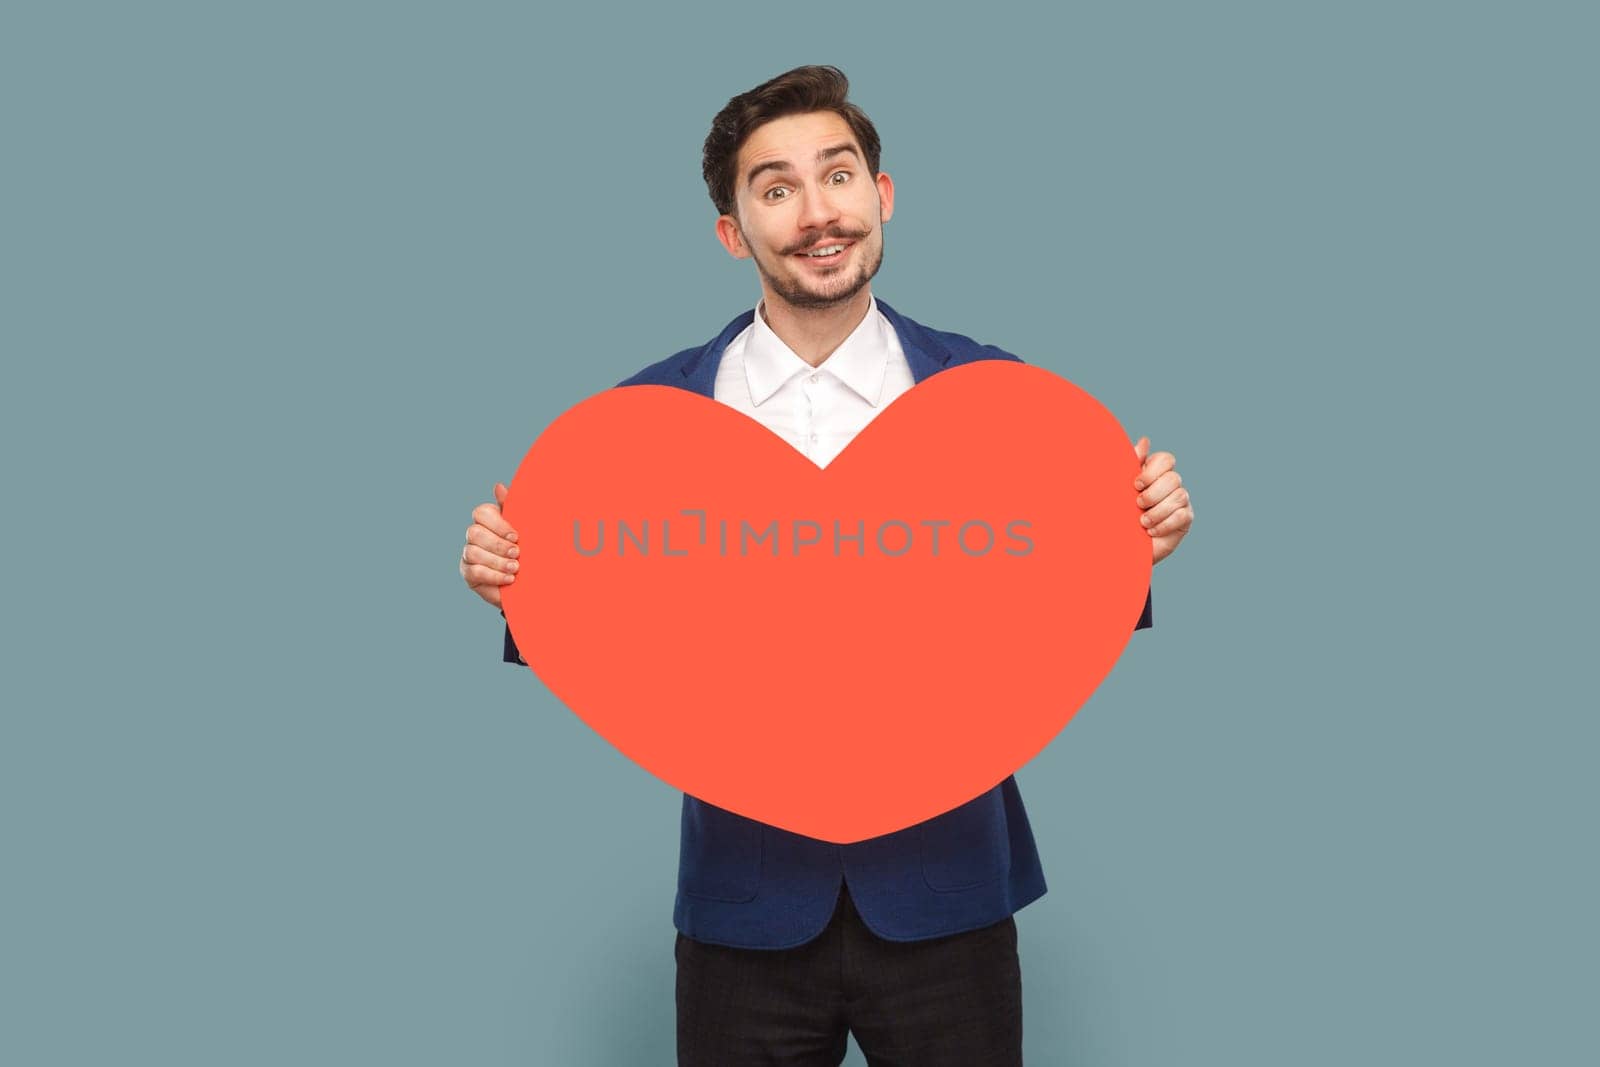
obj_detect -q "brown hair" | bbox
[702,65,882,219]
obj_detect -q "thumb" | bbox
[494,482,509,507]
[1133,436,1150,463]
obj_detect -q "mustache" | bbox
[780,227,871,256]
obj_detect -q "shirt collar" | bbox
[743,296,893,408]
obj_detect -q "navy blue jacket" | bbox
[503,299,1152,948]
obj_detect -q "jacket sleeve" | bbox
[502,614,527,665]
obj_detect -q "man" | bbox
[461,66,1193,1066]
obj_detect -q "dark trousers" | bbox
[676,885,1023,1066]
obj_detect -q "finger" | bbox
[471,500,519,542]
[1136,469,1182,508]
[492,484,517,541]
[1147,506,1193,538]
[464,543,519,575]
[464,563,517,587]
[466,524,520,561]
[1133,437,1150,463]
[1135,451,1175,491]
[1138,487,1190,528]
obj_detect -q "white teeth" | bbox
[805,245,845,257]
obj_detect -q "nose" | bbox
[796,180,842,233]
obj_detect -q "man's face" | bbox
[716,111,895,312]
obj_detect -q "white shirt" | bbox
[713,296,915,468]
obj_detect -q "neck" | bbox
[758,288,873,368]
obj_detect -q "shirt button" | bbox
[809,374,821,384]
[809,433,819,443]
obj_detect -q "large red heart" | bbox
[501,361,1150,843]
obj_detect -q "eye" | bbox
[828,170,851,185]
[763,185,791,201]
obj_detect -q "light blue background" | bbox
[4,2,1595,1064]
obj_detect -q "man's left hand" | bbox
[1133,437,1193,565]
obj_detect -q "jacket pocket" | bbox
[678,796,763,902]
[920,789,1011,892]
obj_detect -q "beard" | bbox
[749,226,885,311]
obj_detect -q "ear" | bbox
[875,171,895,225]
[715,214,751,259]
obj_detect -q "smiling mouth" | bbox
[795,241,853,261]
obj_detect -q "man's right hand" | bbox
[461,482,520,609]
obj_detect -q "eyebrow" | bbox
[744,143,862,190]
